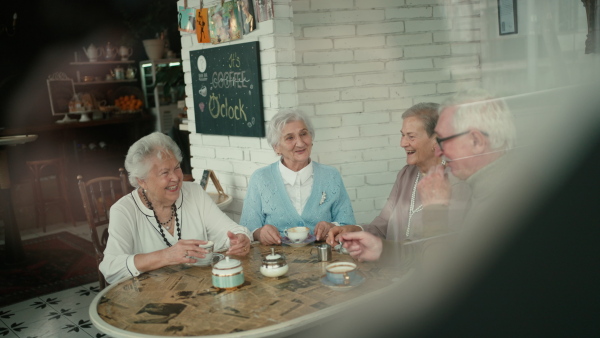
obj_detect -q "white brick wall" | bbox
[180,0,482,224]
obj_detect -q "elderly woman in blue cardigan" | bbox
[240,110,356,245]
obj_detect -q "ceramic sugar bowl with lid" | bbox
[260,248,289,278]
[212,256,244,289]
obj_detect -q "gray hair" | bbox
[266,110,315,149]
[440,88,517,150]
[124,132,183,188]
[401,102,440,137]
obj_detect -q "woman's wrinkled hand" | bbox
[226,231,251,256]
[314,221,336,242]
[254,224,281,245]
[325,224,362,246]
[163,239,209,266]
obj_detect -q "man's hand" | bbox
[325,225,362,246]
[340,231,383,262]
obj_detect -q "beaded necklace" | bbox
[141,189,181,247]
[406,172,424,238]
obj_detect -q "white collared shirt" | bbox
[278,160,314,215]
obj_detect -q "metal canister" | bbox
[311,244,332,262]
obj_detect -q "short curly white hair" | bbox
[266,110,315,150]
[124,132,183,188]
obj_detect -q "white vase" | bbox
[142,39,165,60]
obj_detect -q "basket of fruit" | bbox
[115,95,143,113]
[111,86,144,116]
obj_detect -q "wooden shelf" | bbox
[71,61,135,65]
[74,79,137,86]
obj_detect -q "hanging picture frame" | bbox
[178,6,197,33]
[498,0,518,35]
[208,1,243,44]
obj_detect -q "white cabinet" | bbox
[139,59,184,133]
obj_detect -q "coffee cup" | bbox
[284,226,309,243]
[325,262,357,285]
[192,240,214,266]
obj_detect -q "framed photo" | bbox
[498,0,518,35]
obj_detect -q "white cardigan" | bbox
[99,182,251,284]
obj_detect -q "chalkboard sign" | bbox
[190,41,264,137]
[47,73,75,116]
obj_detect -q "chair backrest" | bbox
[77,168,131,289]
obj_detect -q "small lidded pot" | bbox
[260,248,289,278]
[212,256,244,289]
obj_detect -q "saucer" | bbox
[193,253,224,267]
[320,273,365,291]
[282,234,316,247]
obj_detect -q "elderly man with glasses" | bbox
[340,88,517,263]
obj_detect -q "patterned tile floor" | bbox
[1,222,114,338]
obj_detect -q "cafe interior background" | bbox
[1,0,599,336]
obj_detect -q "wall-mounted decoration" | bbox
[190,41,264,137]
[178,6,196,33]
[196,8,210,43]
[253,0,274,22]
[208,1,242,44]
[498,0,518,35]
[581,0,600,53]
[238,0,256,34]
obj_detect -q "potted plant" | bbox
[119,0,178,60]
[156,65,185,104]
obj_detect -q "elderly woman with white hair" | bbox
[240,110,356,245]
[99,132,251,285]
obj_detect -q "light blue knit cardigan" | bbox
[240,161,356,234]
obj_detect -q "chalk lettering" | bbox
[208,93,247,122]
[211,71,249,89]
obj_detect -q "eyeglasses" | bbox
[436,130,488,152]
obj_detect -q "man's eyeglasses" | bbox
[436,130,488,152]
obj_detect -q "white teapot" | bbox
[125,66,137,79]
[82,44,103,62]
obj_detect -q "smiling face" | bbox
[274,120,313,172]
[400,116,439,173]
[138,151,183,208]
[435,107,477,180]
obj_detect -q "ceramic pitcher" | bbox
[118,46,133,61]
[82,44,104,62]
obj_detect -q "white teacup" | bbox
[284,226,310,243]
[325,262,357,285]
[192,240,214,266]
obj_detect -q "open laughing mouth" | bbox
[406,150,415,155]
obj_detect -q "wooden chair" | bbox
[77,168,130,289]
[26,157,76,232]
